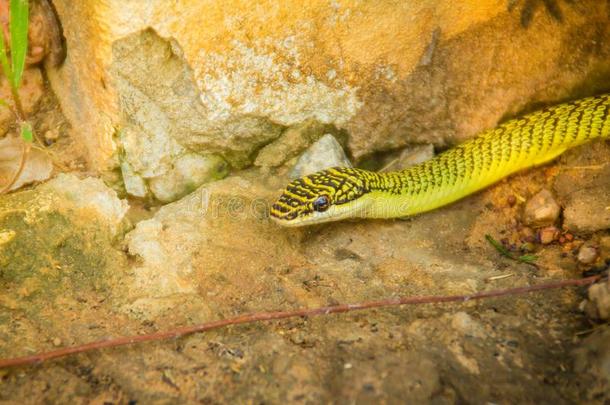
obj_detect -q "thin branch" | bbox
[0,275,602,369]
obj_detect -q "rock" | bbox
[563,195,610,233]
[122,175,287,319]
[0,173,128,296]
[148,153,228,203]
[120,159,148,198]
[577,244,598,265]
[254,120,337,168]
[554,142,610,233]
[523,189,560,227]
[40,174,129,237]
[289,134,352,179]
[584,279,610,320]
[381,144,435,172]
[0,134,53,192]
[47,0,610,175]
[538,226,560,245]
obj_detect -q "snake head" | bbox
[271,167,372,227]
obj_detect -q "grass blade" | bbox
[9,0,29,89]
[485,234,538,265]
[0,29,12,82]
[20,120,32,142]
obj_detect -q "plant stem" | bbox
[0,139,29,193]
[0,274,602,369]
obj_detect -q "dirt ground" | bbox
[0,82,609,404]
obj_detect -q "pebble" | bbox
[289,134,352,179]
[522,189,561,227]
[584,279,610,320]
[538,226,559,245]
[52,337,62,347]
[577,244,598,265]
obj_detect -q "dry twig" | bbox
[0,274,602,369]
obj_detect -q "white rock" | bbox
[523,189,560,227]
[289,134,352,179]
[148,153,228,202]
[41,173,129,236]
[120,159,148,198]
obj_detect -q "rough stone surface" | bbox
[0,173,128,297]
[254,120,339,168]
[523,189,561,227]
[147,153,228,202]
[47,0,610,179]
[40,174,129,236]
[554,141,610,233]
[289,134,352,179]
[585,278,610,320]
[577,244,599,265]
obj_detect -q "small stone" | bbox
[523,189,561,227]
[289,134,352,179]
[507,195,517,207]
[577,244,598,265]
[584,279,610,320]
[52,338,62,347]
[538,226,559,245]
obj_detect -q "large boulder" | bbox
[47,0,610,199]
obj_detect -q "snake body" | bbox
[271,94,610,226]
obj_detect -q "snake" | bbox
[270,94,610,227]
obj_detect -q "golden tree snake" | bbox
[271,94,610,227]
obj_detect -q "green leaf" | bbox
[485,234,513,259]
[20,121,32,142]
[517,254,539,263]
[0,29,12,82]
[485,234,538,265]
[9,0,29,89]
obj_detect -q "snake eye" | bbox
[313,195,330,212]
